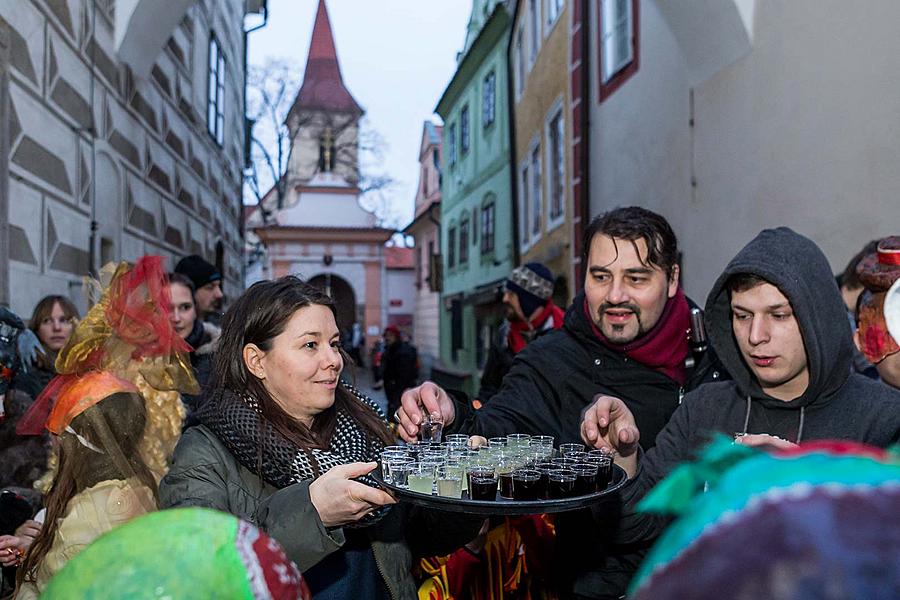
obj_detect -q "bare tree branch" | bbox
[243,57,397,227]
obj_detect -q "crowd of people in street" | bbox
[0,210,898,598]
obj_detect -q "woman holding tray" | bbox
[160,276,480,600]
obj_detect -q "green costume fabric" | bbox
[42,507,307,599]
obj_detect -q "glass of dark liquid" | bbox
[511,469,541,500]
[548,468,577,499]
[534,463,556,499]
[571,463,599,495]
[586,452,614,489]
[559,443,586,457]
[468,466,498,501]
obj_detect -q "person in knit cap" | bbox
[396,207,726,599]
[477,262,565,404]
[174,255,224,325]
[854,235,900,389]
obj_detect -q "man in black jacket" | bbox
[581,227,900,547]
[396,207,723,599]
[381,325,419,419]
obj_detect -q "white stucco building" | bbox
[574,0,899,299]
[0,0,264,314]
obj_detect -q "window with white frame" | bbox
[547,0,564,28]
[519,163,531,249]
[528,0,540,63]
[530,144,542,240]
[600,0,634,84]
[515,27,525,98]
[547,106,565,227]
[483,70,496,128]
[460,105,470,155]
[207,34,226,146]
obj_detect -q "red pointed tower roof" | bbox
[289,0,363,117]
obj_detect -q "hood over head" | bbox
[705,227,852,408]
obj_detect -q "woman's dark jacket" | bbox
[159,391,480,599]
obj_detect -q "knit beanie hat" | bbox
[175,255,222,290]
[506,263,554,317]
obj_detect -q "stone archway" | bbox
[307,273,357,335]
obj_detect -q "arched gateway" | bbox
[307,273,356,333]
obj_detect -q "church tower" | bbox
[285,0,363,187]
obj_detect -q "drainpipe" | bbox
[241,1,268,286]
[505,1,521,267]
[575,0,592,291]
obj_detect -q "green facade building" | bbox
[433,1,514,395]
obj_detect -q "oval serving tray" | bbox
[371,464,628,515]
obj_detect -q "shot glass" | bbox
[468,466,498,501]
[551,457,579,468]
[533,463,556,499]
[488,436,508,448]
[548,468,577,499]
[381,456,414,485]
[446,434,470,449]
[420,411,444,443]
[571,463,599,495]
[408,462,437,495]
[559,443,586,457]
[506,433,531,449]
[436,465,463,498]
[511,469,541,500]
[390,462,414,489]
[589,454,614,489]
[496,465,517,499]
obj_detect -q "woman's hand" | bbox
[309,462,397,528]
[14,519,42,552]
[0,535,24,567]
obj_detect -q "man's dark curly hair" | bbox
[582,206,679,276]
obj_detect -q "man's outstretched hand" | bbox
[581,394,640,462]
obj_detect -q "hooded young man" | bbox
[477,263,565,404]
[581,228,900,547]
[396,207,725,599]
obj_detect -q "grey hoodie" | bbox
[613,228,900,544]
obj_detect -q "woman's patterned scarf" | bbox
[199,381,387,490]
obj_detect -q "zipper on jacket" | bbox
[371,539,398,600]
[678,386,685,404]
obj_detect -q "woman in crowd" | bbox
[14,296,79,400]
[167,272,219,427]
[160,276,479,599]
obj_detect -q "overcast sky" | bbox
[246,0,472,228]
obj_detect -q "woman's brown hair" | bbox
[28,295,80,369]
[16,391,155,590]
[212,276,393,475]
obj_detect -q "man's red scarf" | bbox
[584,289,691,385]
[508,301,565,354]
